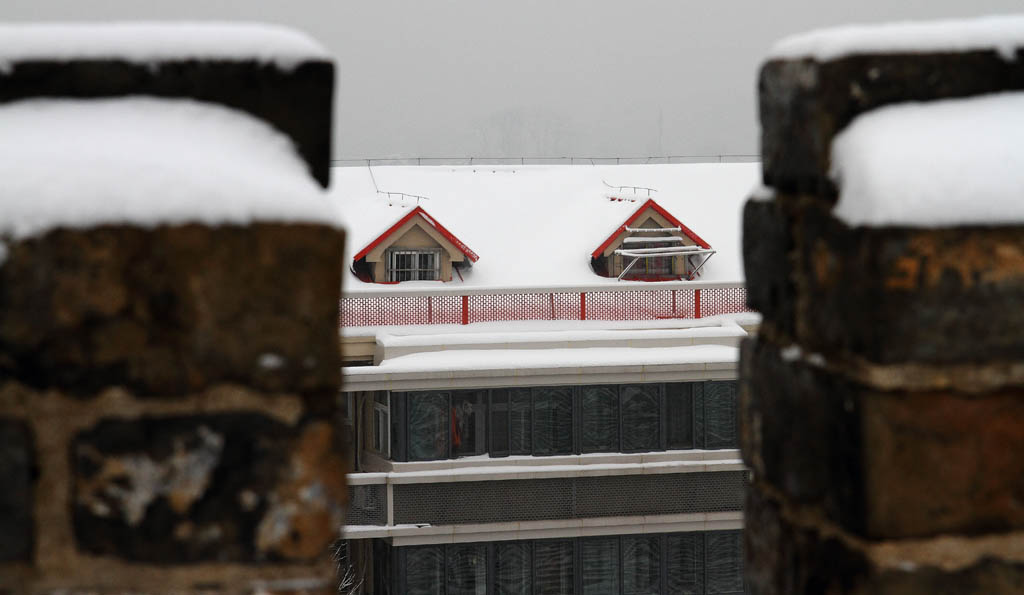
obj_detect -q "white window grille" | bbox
[387,249,441,282]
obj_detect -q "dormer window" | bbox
[591,199,715,281]
[352,207,479,284]
[387,249,441,282]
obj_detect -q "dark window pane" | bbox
[621,384,660,451]
[623,535,661,595]
[533,387,573,455]
[666,383,694,449]
[704,382,738,449]
[581,385,619,453]
[408,392,449,460]
[495,541,532,595]
[666,534,701,594]
[405,546,444,595]
[447,543,487,595]
[452,390,487,458]
[509,389,532,454]
[581,538,619,595]
[705,531,744,594]
[534,539,574,595]
[491,389,510,457]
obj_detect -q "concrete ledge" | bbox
[343,511,744,544]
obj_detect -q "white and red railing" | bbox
[340,281,749,327]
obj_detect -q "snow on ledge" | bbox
[831,92,1024,227]
[0,97,339,239]
[0,22,329,72]
[770,14,1024,62]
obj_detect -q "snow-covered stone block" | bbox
[760,15,1024,198]
[0,23,334,187]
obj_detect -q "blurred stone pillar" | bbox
[0,24,346,594]
[741,30,1024,594]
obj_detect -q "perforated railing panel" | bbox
[700,286,748,318]
[346,484,386,526]
[468,292,580,324]
[340,287,750,327]
[392,471,746,526]
[340,294,462,326]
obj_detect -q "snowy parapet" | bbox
[0,23,334,187]
[831,92,1024,227]
[760,16,1024,196]
[770,14,1024,62]
[0,22,329,72]
[0,97,338,239]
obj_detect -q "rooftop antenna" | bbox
[368,165,431,207]
[603,180,657,202]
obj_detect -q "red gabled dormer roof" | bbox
[590,198,710,259]
[353,206,480,263]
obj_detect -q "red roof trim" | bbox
[352,206,480,263]
[590,199,710,259]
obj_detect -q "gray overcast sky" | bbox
[4,1,1023,160]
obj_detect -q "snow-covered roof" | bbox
[331,163,759,292]
[0,97,338,239]
[353,206,479,262]
[0,22,329,72]
[769,14,1024,61]
[831,91,1024,227]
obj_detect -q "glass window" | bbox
[452,390,487,458]
[704,382,738,449]
[623,535,661,595]
[666,534,701,594]
[621,384,660,451]
[665,383,694,449]
[533,387,573,456]
[705,531,744,594]
[388,249,441,282]
[373,402,390,456]
[534,539,574,595]
[580,537,619,595]
[405,545,444,595]
[495,541,532,595]
[447,543,487,595]
[408,392,449,460]
[580,385,619,453]
[490,389,511,457]
[509,389,532,455]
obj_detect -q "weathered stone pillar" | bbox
[742,20,1024,594]
[0,24,346,594]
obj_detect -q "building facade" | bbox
[339,319,751,594]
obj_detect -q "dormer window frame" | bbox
[386,247,442,282]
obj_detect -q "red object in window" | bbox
[451,407,462,448]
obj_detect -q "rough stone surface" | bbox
[745,487,1024,595]
[72,414,346,563]
[794,207,1024,365]
[0,417,33,562]
[742,197,797,339]
[760,50,1024,197]
[0,224,343,396]
[0,59,333,187]
[741,338,1024,539]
